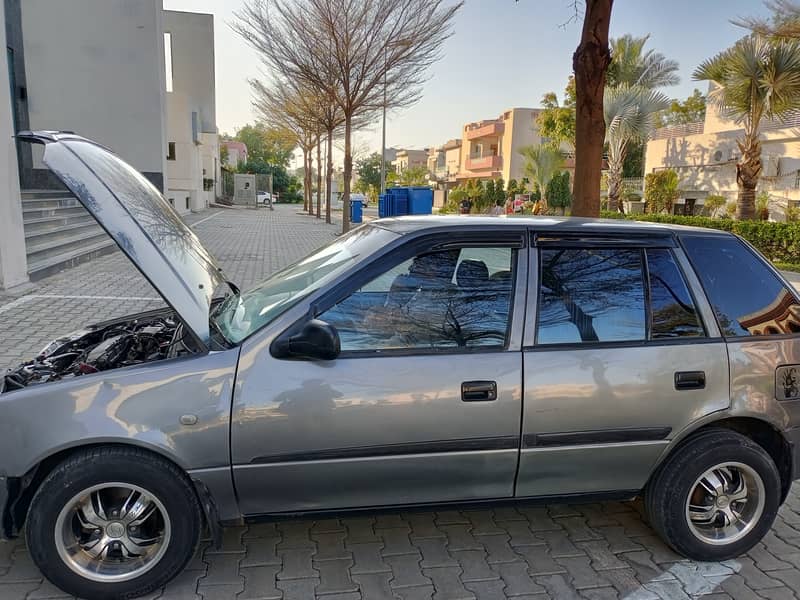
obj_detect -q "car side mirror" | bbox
[271,319,341,361]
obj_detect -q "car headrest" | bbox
[456,260,490,288]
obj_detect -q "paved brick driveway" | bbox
[2,205,800,599]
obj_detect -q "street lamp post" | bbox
[380,46,387,196]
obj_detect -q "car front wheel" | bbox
[645,428,781,561]
[26,447,201,600]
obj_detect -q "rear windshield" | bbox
[681,235,800,337]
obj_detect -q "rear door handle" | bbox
[461,380,497,402]
[675,371,706,390]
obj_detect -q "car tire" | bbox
[645,428,781,561]
[26,446,202,600]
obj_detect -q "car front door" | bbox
[231,230,527,515]
[517,233,729,498]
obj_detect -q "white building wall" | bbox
[0,0,28,289]
[163,10,218,212]
[21,0,168,189]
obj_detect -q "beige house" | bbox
[427,139,461,186]
[645,88,800,218]
[457,107,553,184]
[394,148,429,174]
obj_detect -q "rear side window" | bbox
[537,248,646,344]
[647,249,705,338]
[681,235,800,337]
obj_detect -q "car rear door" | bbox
[230,229,527,515]
[517,232,729,498]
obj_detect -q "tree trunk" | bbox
[342,114,352,234]
[316,133,322,219]
[307,145,314,215]
[571,0,613,218]
[326,129,333,225]
[606,158,623,212]
[302,149,309,212]
[736,136,762,221]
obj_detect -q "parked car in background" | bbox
[3,131,800,599]
[256,190,271,204]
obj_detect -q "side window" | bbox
[646,249,705,338]
[320,247,515,352]
[537,248,646,344]
[682,235,800,337]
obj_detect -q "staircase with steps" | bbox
[21,190,116,280]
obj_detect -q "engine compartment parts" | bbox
[1,311,192,393]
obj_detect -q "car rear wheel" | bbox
[26,447,201,600]
[645,428,781,561]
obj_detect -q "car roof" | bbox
[372,215,732,237]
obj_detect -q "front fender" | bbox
[0,348,240,477]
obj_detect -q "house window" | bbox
[164,32,174,93]
[167,142,176,161]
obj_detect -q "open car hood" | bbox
[19,131,228,348]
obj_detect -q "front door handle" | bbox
[675,371,706,390]
[461,380,497,402]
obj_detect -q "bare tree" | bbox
[250,79,319,213]
[233,0,463,233]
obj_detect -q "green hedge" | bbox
[597,211,800,264]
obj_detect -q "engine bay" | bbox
[1,309,196,393]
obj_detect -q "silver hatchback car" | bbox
[3,132,800,599]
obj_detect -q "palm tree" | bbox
[519,145,564,210]
[607,34,680,90]
[737,1,800,40]
[604,85,670,212]
[694,35,800,219]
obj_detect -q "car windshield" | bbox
[210,224,398,344]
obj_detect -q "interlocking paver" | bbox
[557,555,611,589]
[415,537,459,569]
[423,566,475,600]
[314,558,358,595]
[277,577,320,600]
[515,544,566,577]
[199,553,244,587]
[313,532,351,562]
[379,527,417,557]
[492,562,546,596]
[240,537,282,567]
[405,513,447,539]
[277,548,317,580]
[4,207,800,599]
[535,529,586,558]
[347,542,391,574]
[385,553,431,589]
[350,572,394,600]
[237,565,281,599]
[478,533,522,565]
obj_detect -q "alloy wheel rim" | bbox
[685,462,765,546]
[54,482,171,583]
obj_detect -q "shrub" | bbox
[644,170,679,214]
[703,194,726,217]
[597,212,800,263]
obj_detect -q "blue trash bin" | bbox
[408,187,433,215]
[350,198,363,223]
[378,194,389,218]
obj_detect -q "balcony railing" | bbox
[465,155,502,171]
[465,121,504,140]
[650,122,704,140]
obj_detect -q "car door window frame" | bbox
[524,232,718,351]
[279,229,529,358]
